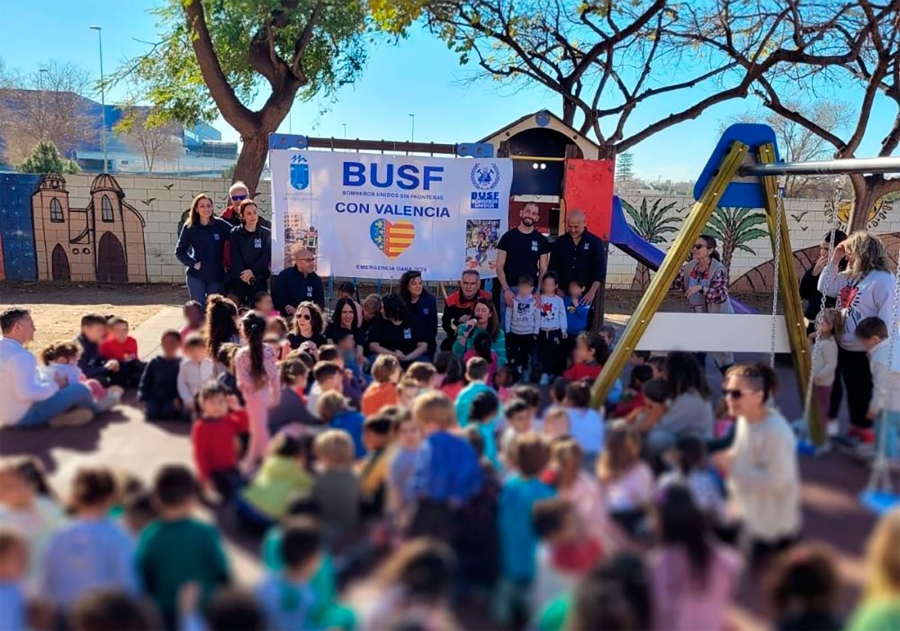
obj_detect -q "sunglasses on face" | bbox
[723,388,759,400]
[298,314,312,320]
[231,194,248,202]
[693,244,706,250]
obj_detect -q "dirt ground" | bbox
[0,282,185,349]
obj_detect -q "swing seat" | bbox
[633,313,792,353]
[859,490,900,515]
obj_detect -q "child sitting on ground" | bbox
[598,421,655,537]
[598,324,617,350]
[180,300,205,338]
[41,466,139,610]
[122,490,157,537]
[494,365,520,404]
[99,316,145,388]
[308,361,345,416]
[405,362,437,390]
[540,406,571,440]
[562,381,605,463]
[387,412,421,520]
[40,340,121,411]
[434,351,465,400]
[627,377,670,430]
[191,382,247,501]
[359,414,395,518]
[648,355,667,380]
[465,332,500,386]
[332,330,366,387]
[496,433,556,628]
[767,543,843,631]
[855,316,900,455]
[237,434,314,533]
[136,465,230,628]
[397,378,422,410]
[318,345,362,409]
[312,430,362,547]
[501,398,534,468]
[613,364,653,419]
[810,308,842,438]
[177,333,215,416]
[658,436,729,530]
[215,342,243,402]
[266,315,290,341]
[469,391,501,468]
[0,528,29,631]
[139,330,184,421]
[408,392,483,540]
[563,333,609,382]
[456,357,495,427]
[268,358,319,435]
[317,391,366,459]
[252,291,279,318]
[361,355,402,417]
[76,313,116,386]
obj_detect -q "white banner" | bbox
[270,150,512,280]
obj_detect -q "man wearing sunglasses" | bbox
[273,247,325,317]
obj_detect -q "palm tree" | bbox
[705,207,768,274]
[621,198,681,290]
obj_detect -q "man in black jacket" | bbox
[548,209,607,333]
[272,248,325,316]
[228,200,272,306]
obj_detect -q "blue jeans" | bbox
[185,274,226,305]
[15,384,94,428]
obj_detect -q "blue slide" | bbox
[609,196,755,315]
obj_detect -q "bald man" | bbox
[272,248,325,316]
[548,209,607,331]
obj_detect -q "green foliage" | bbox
[16,140,80,174]
[621,198,680,244]
[706,207,768,256]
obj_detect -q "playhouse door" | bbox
[51,244,71,281]
[562,159,616,240]
[97,232,127,283]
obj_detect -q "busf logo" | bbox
[470,162,501,190]
[290,154,310,191]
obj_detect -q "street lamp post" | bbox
[39,68,49,139]
[408,113,415,143]
[342,123,347,139]
[90,25,108,173]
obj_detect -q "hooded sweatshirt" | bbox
[818,264,896,350]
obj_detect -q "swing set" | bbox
[590,123,900,513]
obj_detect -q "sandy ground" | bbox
[0,282,185,349]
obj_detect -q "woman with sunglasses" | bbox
[286,301,328,351]
[228,200,271,306]
[714,363,800,567]
[671,234,734,373]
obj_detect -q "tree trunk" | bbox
[233,130,268,193]
[848,175,876,233]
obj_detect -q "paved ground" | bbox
[0,306,886,629]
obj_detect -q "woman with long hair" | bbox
[228,199,271,306]
[714,363,801,566]
[325,297,363,361]
[452,297,507,366]
[648,485,741,631]
[366,294,428,369]
[286,301,328,351]
[672,234,734,373]
[204,295,240,369]
[174,193,232,304]
[235,312,280,471]
[399,270,439,359]
[645,351,715,454]
[847,507,900,630]
[818,231,896,442]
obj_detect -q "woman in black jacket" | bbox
[229,199,272,306]
[399,269,438,359]
[174,193,232,305]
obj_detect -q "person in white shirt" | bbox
[818,231,896,439]
[810,308,841,437]
[504,274,540,376]
[537,271,568,385]
[177,333,215,414]
[715,363,801,566]
[855,317,900,461]
[0,308,94,428]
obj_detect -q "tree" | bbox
[681,0,900,231]
[0,60,97,165]
[722,102,853,198]
[705,207,768,273]
[373,1,855,160]
[113,104,181,173]
[621,197,680,290]
[111,0,368,192]
[616,153,635,182]
[17,140,80,174]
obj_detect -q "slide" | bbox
[609,196,755,315]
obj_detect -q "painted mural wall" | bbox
[0,170,897,290]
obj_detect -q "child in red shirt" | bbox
[99,316,145,388]
[613,364,653,418]
[191,382,247,501]
[563,333,609,382]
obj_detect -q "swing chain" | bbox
[770,176,786,366]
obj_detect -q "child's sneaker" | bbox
[826,419,839,437]
[95,387,124,412]
[539,373,550,386]
[49,408,95,427]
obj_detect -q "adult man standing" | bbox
[0,308,94,428]
[272,248,325,316]
[495,204,550,318]
[441,269,492,350]
[548,209,607,332]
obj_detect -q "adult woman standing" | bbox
[175,193,232,305]
[672,234,733,372]
[228,199,271,306]
[286,301,328,351]
[452,298,507,366]
[366,294,428,368]
[399,270,438,359]
[800,230,848,333]
[818,231,896,440]
[715,363,800,566]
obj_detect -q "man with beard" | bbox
[441,269,491,351]
[495,203,550,321]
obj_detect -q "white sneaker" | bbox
[49,408,95,428]
[827,420,839,437]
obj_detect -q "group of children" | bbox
[4,286,900,631]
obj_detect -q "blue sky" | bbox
[1,0,897,181]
